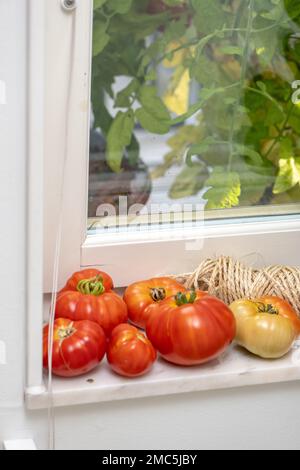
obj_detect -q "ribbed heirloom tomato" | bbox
[60,268,113,294]
[56,270,127,336]
[146,291,236,366]
[124,277,187,329]
[43,318,107,377]
[107,324,157,378]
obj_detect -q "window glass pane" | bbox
[89,0,300,233]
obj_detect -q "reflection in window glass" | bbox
[89,0,300,232]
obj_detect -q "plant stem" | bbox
[227,0,254,172]
[245,87,285,115]
[263,101,295,160]
[170,83,240,126]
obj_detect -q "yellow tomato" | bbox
[230,299,297,359]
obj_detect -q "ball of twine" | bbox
[175,256,300,316]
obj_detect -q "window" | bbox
[26,0,300,408]
[41,0,300,291]
[89,0,300,235]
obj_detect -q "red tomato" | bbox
[146,291,236,366]
[43,318,106,377]
[60,269,113,294]
[107,324,157,377]
[124,277,187,329]
[56,291,128,337]
[55,270,128,336]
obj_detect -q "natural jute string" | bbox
[174,256,300,316]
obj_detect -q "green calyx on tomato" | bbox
[150,287,166,302]
[57,323,76,340]
[175,291,197,306]
[77,274,105,296]
[255,302,278,315]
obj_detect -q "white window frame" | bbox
[26,0,300,406]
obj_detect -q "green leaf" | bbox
[192,0,228,35]
[233,159,275,206]
[138,86,171,122]
[169,164,209,199]
[233,144,264,166]
[135,108,170,134]
[279,137,294,160]
[109,0,133,14]
[93,0,107,10]
[93,21,110,56]
[284,0,300,20]
[256,81,267,93]
[115,79,140,108]
[219,46,243,56]
[136,86,171,134]
[186,137,217,164]
[204,168,241,209]
[260,4,285,21]
[106,110,135,172]
[273,157,300,194]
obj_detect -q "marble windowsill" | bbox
[26,342,300,410]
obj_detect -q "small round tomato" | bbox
[107,324,157,378]
[43,318,107,377]
[124,277,187,329]
[56,274,128,336]
[230,297,298,359]
[60,269,114,294]
[146,291,236,366]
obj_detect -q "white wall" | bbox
[1,0,300,451]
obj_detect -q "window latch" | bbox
[61,0,77,12]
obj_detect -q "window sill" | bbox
[25,343,300,410]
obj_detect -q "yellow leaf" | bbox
[163,41,185,68]
[163,69,190,116]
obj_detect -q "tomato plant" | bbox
[123,277,186,329]
[43,318,107,377]
[230,297,299,359]
[107,324,157,377]
[146,291,236,366]
[92,0,300,210]
[56,273,128,336]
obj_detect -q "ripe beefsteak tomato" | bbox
[124,277,187,329]
[60,268,113,294]
[107,324,157,378]
[43,318,107,377]
[146,291,236,366]
[56,272,127,336]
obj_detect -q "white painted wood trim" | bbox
[25,345,300,410]
[82,216,300,286]
[43,0,92,292]
[26,0,45,393]
[3,439,37,450]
